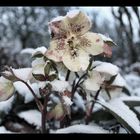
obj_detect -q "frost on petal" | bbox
[83,70,103,91]
[0,77,15,101]
[48,16,69,39]
[62,48,90,72]
[46,40,66,62]
[12,68,32,82]
[67,11,92,36]
[98,33,117,47]
[80,32,104,56]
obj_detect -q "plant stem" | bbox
[41,96,48,133]
[20,80,43,112]
[85,87,102,125]
[65,70,70,81]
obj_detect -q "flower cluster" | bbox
[0,10,126,132]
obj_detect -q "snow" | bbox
[13,81,40,103]
[20,48,35,55]
[52,124,109,133]
[0,96,14,114]
[73,92,85,111]
[13,68,32,82]
[98,33,113,42]
[18,109,41,129]
[0,126,12,133]
[112,73,126,87]
[66,10,80,18]
[50,80,71,92]
[99,99,140,133]
[94,62,119,76]
[63,96,73,106]
[51,16,65,22]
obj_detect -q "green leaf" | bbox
[32,73,46,81]
[32,51,44,58]
[44,63,51,76]
[48,74,57,81]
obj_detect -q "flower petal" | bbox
[48,16,70,39]
[79,32,104,56]
[0,77,15,101]
[83,70,103,91]
[62,48,90,72]
[67,10,92,36]
[46,40,66,62]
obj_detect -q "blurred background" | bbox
[0,7,140,133]
[0,7,140,74]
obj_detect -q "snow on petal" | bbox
[62,48,90,72]
[84,70,104,91]
[67,11,92,36]
[48,16,69,39]
[80,32,104,56]
[0,77,15,102]
[46,40,66,62]
[94,62,119,76]
[51,80,70,92]
[12,68,32,82]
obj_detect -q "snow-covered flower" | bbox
[83,61,120,92]
[46,10,107,72]
[0,76,15,101]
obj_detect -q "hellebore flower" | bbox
[46,10,106,72]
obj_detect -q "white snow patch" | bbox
[73,92,85,111]
[52,124,109,133]
[112,73,126,87]
[66,10,80,18]
[0,126,12,133]
[63,96,73,106]
[13,81,40,103]
[0,96,14,113]
[18,110,41,129]
[94,62,119,76]
[51,16,65,22]
[13,68,32,82]
[51,80,70,92]
[20,48,35,55]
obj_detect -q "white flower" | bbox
[84,61,120,92]
[46,10,106,72]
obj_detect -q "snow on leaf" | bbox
[97,99,140,133]
[94,62,119,76]
[18,109,41,129]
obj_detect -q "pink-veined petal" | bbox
[79,32,104,56]
[67,10,92,36]
[46,40,66,62]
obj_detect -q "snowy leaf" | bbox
[32,51,44,58]
[32,73,46,81]
[97,99,140,133]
